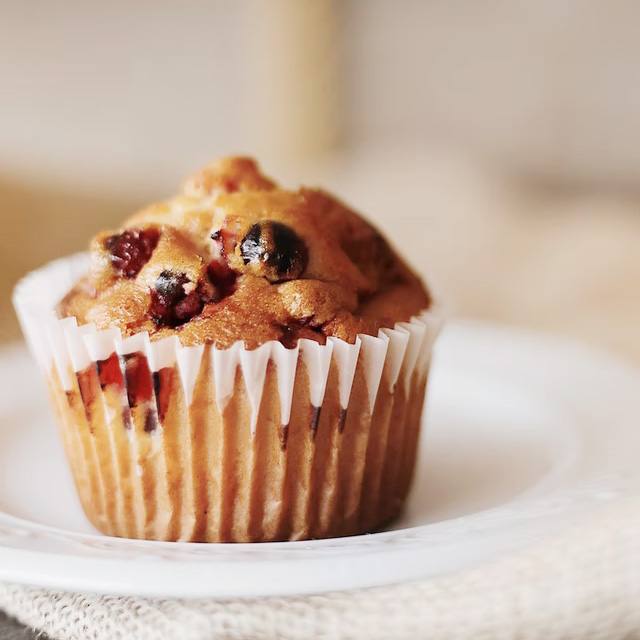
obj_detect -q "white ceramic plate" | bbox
[0,321,638,598]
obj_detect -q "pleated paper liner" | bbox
[13,254,444,542]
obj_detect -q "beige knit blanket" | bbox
[0,498,638,640]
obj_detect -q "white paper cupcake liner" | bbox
[13,254,444,542]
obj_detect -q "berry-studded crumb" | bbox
[105,228,160,278]
[58,156,430,348]
[150,271,213,326]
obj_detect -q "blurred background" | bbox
[1,0,639,357]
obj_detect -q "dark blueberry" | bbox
[105,228,160,278]
[144,408,158,433]
[149,271,211,326]
[278,424,288,451]
[310,406,321,438]
[239,224,263,264]
[338,407,347,433]
[153,368,174,422]
[150,271,188,325]
[239,221,308,282]
[155,271,188,299]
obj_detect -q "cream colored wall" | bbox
[345,0,640,188]
[0,0,338,189]
[1,2,249,190]
[4,0,640,185]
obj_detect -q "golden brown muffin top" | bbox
[58,157,430,349]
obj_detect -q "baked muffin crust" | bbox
[58,157,430,349]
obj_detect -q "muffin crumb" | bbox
[58,156,430,349]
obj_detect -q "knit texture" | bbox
[0,498,638,640]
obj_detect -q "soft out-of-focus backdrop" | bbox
[1,0,639,358]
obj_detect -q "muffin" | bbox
[13,156,442,542]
